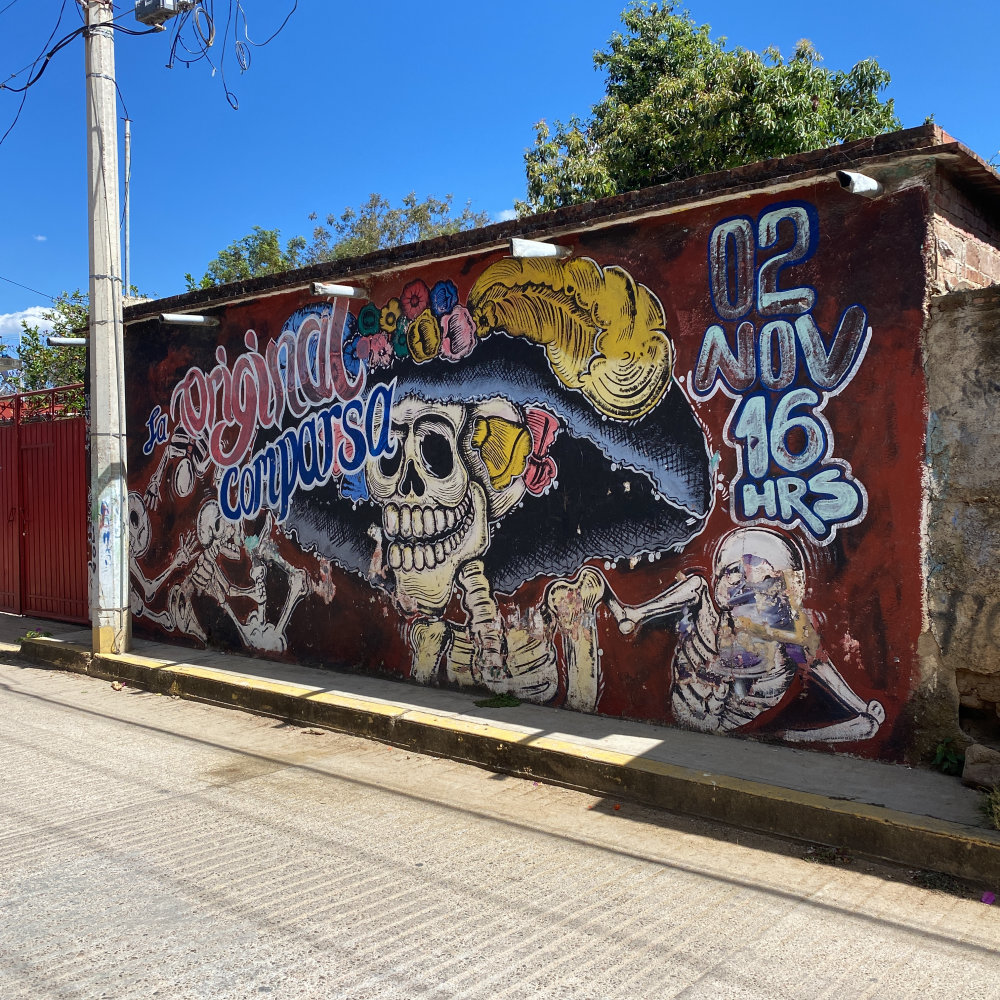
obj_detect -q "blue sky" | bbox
[1,0,997,346]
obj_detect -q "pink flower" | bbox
[400,279,430,320]
[366,333,394,369]
[440,304,477,361]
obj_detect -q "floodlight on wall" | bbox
[159,313,221,327]
[509,238,572,259]
[311,282,369,299]
[836,170,883,198]
[47,336,87,346]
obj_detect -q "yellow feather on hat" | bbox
[468,256,674,421]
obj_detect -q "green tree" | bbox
[187,193,489,288]
[520,1,901,213]
[306,192,490,263]
[2,290,89,394]
[185,226,307,290]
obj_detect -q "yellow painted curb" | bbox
[17,633,1000,881]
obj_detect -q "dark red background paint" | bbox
[125,178,929,761]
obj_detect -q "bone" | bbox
[606,573,711,635]
[545,566,608,712]
[457,559,507,683]
[410,618,451,683]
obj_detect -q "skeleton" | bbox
[167,499,311,652]
[128,492,195,630]
[366,395,574,706]
[599,527,885,742]
[144,425,212,511]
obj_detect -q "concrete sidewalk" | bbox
[4,611,999,884]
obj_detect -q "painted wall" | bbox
[125,179,930,760]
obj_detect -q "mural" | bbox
[126,189,928,758]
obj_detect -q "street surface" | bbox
[1,658,998,1000]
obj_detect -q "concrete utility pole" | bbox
[85,0,130,654]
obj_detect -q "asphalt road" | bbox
[1,659,998,1000]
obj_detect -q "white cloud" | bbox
[0,306,54,349]
[494,208,518,222]
[33,235,47,242]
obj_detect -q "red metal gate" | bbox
[0,386,88,623]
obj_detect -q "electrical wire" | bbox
[0,0,70,149]
[0,274,58,302]
[0,0,25,17]
[236,0,297,48]
[165,1,298,109]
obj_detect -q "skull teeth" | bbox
[382,493,472,543]
[384,493,475,574]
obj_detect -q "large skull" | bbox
[366,396,489,614]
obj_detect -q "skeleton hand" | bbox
[144,475,162,512]
[250,565,267,606]
[176,530,197,566]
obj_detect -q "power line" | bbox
[0,274,58,302]
[0,0,69,149]
[0,9,157,150]
[0,0,25,17]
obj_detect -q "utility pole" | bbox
[85,0,130,654]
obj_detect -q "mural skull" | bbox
[365,397,490,615]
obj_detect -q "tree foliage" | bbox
[520,1,901,213]
[307,192,489,262]
[184,226,307,290]
[187,193,489,289]
[1,290,89,394]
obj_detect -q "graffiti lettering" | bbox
[694,201,869,544]
[143,405,168,456]
[169,302,364,470]
[220,381,396,522]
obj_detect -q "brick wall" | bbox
[931,172,1000,292]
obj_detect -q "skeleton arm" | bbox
[136,531,198,601]
[605,573,716,636]
[457,559,507,684]
[781,656,885,743]
[545,567,607,711]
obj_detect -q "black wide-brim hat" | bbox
[286,331,714,595]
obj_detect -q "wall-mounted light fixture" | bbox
[509,237,572,259]
[836,170,883,198]
[311,282,369,299]
[46,336,87,346]
[159,313,221,327]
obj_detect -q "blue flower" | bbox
[429,279,459,318]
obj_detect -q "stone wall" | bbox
[931,172,1000,293]
[924,286,1000,730]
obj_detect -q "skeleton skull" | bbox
[128,492,151,558]
[366,396,489,614]
[197,499,242,560]
[712,527,803,621]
